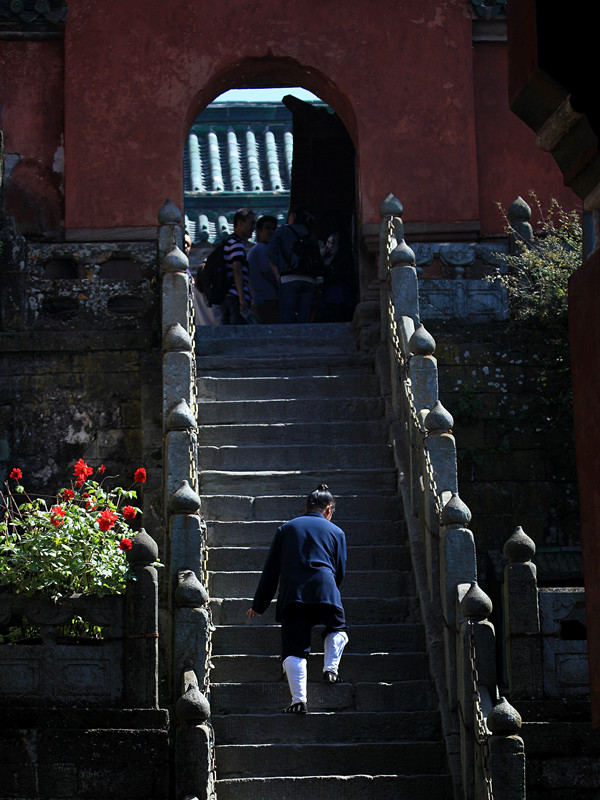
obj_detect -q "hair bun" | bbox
[317,483,328,491]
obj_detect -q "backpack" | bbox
[283,228,321,277]
[196,242,229,306]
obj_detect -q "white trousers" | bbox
[323,630,348,676]
[283,655,307,704]
[283,630,349,703]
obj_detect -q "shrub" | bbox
[0,460,147,599]
[489,193,582,329]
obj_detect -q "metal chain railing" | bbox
[467,620,494,800]
[187,278,200,494]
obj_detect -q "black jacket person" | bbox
[246,485,349,714]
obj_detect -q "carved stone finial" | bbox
[175,569,209,607]
[440,492,472,527]
[158,198,182,225]
[503,526,536,564]
[166,399,198,432]
[409,324,436,356]
[424,401,454,433]
[389,241,416,268]
[460,580,493,620]
[162,245,188,273]
[487,696,522,735]
[379,193,403,218]
[170,480,202,514]
[508,196,531,222]
[163,323,192,353]
[175,682,210,723]
[507,196,534,249]
[127,529,159,566]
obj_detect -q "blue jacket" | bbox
[252,511,347,620]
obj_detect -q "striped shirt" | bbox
[224,234,252,305]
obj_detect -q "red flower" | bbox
[99,464,106,475]
[50,506,66,527]
[86,499,97,512]
[10,468,22,480]
[62,488,74,501]
[123,505,136,520]
[97,508,118,531]
[134,468,146,483]
[119,538,133,551]
[73,459,93,482]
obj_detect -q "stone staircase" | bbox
[195,322,453,800]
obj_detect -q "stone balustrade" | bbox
[379,193,525,800]
[158,200,213,800]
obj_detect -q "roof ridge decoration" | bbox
[0,0,66,30]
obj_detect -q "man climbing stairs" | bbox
[195,322,453,799]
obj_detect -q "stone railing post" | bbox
[406,323,439,518]
[124,529,160,709]
[507,196,534,253]
[422,401,458,599]
[503,526,542,699]
[439,494,477,712]
[175,669,214,800]
[457,581,496,800]
[485,697,526,800]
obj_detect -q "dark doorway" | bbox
[283,95,355,235]
[283,95,357,321]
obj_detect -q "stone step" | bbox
[199,468,396,496]
[195,321,359,358]
[208,569,415,599]
[215,741,448,779]
[197,374,379,401]
[209,680,437,714]
[196,396,384,425]
[207,544,411,572]
[210,596,419,626]
[200,494,404,521]
[210,652,429,683]
[211,623,425,656]
[198,443,394,472]
[198,420,388,447]
[196,354,376,378]
[206,519,405,547]
[211,709,441,745]
[214,774,454,800]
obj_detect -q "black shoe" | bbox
[283,701,307,714]
[322,670,340,683]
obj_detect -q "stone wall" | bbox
[435,320,579,555]
[0,222,163,532]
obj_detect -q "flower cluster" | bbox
[0,460,148,598]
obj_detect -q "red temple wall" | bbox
[473,41,578,234]
[0,40,64,236]
[0,0,579,239]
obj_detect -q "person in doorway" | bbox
[222,207,255,325]
[266,205,322,324]
[246,484,349,714]
[317,214,357,322]
[248,214,279,323]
